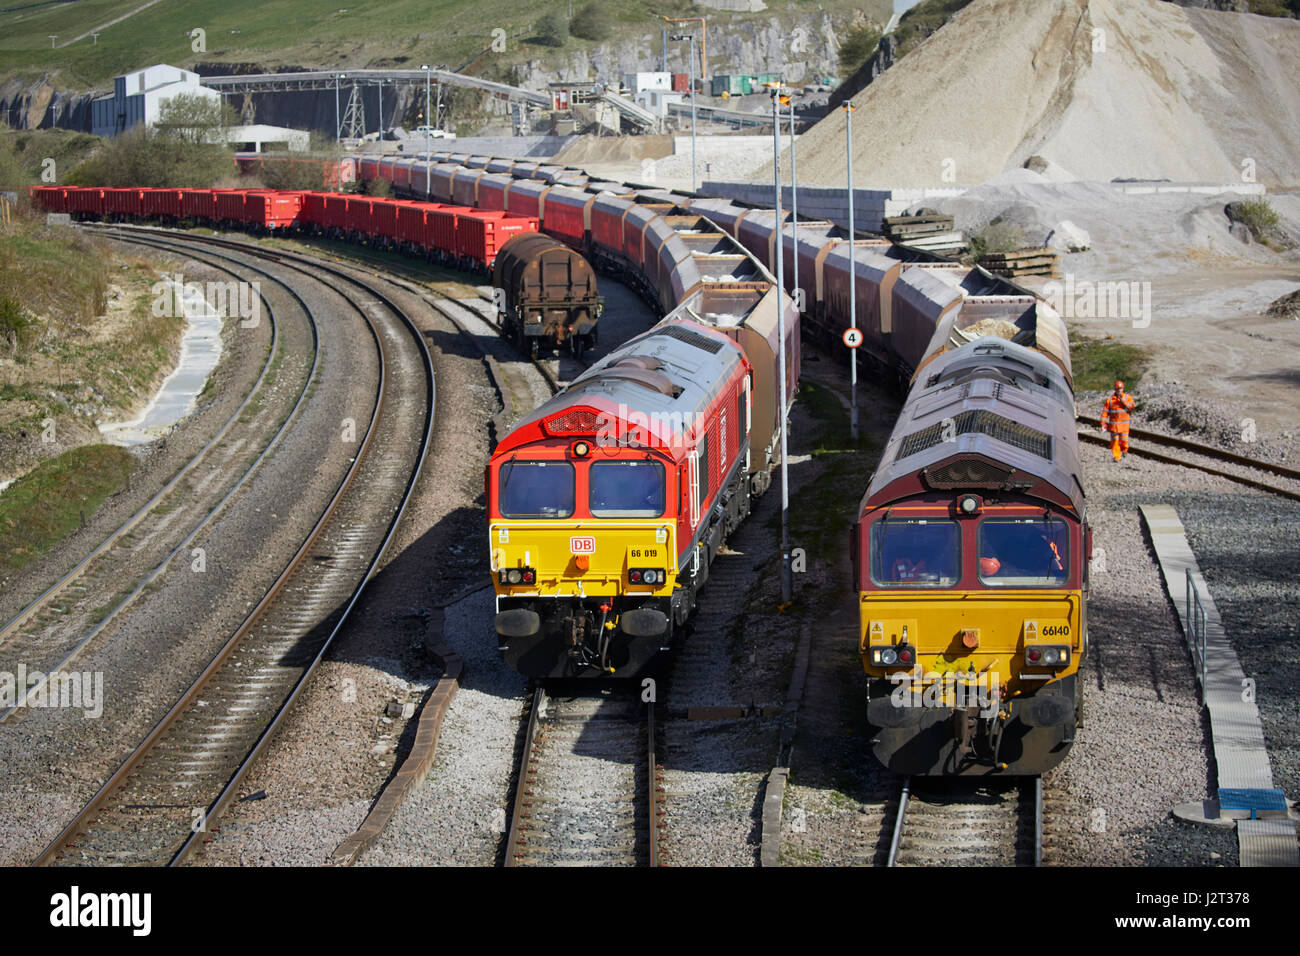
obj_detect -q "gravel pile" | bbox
[761,0,1300,187]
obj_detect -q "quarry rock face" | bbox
[513,9,843,91]
[0,77,96,131]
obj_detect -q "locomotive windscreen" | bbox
[499,461,575,518]
[977,517,1069,587]
[589,461,666,518]
[870,520,960,587]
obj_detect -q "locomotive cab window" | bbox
[977,517,1069,587]
[589,460,665,518]
[870,520,960,587]
[498,461,575,518]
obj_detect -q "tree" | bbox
[152,93,237,146]
[570,2,612,41]
[536,11,568,47]
[67,124,233,188]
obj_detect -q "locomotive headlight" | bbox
[571,440,591,458]
[871,645,912,666]
[958,494,982,515]
[506,569,523,585]
[1025,645,1070,667]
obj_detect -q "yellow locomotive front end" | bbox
[487,443,685,678]
[856,496,1086,776]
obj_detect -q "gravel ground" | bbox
[0,246,385,866]
[193,257,669,867]
[777,355,1299,867]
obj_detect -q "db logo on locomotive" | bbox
[570,536,597,554]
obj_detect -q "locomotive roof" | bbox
[862,337,1084,516]
[494,319,747,458]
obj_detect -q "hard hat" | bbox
[1114,380,1124,390]
[979,557,1001,576]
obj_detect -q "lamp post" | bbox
[845,101,858,444]
[334,73,342,144]
[423,65,431,195]
[671,33,698,192]
[769,84,792,604]
[789,95,798,315]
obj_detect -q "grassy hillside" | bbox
[1,0,890,90]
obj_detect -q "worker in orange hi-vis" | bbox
[1100,380,1137,461]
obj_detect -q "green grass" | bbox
[763,378,878,607]
[0,443,134,576]
[1068,329,1150,392]
[0,128,102,186]
[2,0,894,91]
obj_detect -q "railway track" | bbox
[1077,417,1300,502]
[33,228,435,866]
[503,685,662,866]
[274,235,595,392]
[0,245,317,723]
[887,776,1042,867]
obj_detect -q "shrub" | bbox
[968,220,1025,259]
[838,25,882,76]
[570,2,612,41]
[536,11,568,47]
[0,296,34,350]
[1230,198,1279,238]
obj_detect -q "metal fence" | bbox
[1185,567,1208,703]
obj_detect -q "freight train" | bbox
[32,151,1085,773]
[359,151,1086,774]
[491,233,604,357]
[355,158,803,678]
[30,185,537,273]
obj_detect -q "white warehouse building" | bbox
[91,64,224,138]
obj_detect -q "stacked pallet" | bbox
[882,214,965,254]
[977,247,1062,278]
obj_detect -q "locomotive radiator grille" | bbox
[899,410,1052,461]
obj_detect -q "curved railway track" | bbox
[1077,417,1300,502]
[887,776,1042,867]
[33,227,435,866]
[0,249,317,723]
[503,685,662,867]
